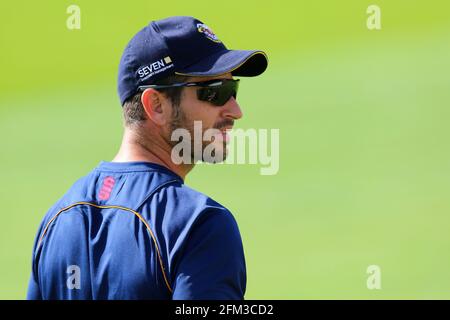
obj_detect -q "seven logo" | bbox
[137,56,174,80]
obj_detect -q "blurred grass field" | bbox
[1,0,450,299]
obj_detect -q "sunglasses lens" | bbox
[197,80,239,106]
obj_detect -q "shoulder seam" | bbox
[134,178,181,212]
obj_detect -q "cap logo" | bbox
[196,23,221,43]
[137,56,174,81]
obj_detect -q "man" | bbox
[27,16,268,300]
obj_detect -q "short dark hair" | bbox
[122,75,189,127]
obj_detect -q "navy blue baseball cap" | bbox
[117,16,268,105]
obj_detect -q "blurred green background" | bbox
[1,0,450,299]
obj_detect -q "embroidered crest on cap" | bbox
[197,23,221,43]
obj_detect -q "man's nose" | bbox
[222,97,243,120]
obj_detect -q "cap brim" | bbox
[175,49,268,77]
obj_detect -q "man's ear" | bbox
[141,89,167,126]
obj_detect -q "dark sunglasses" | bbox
[138,79,239,106]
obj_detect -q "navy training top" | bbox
[27,161,246,300]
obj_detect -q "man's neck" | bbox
[112,129,194,181]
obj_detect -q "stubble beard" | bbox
[167,105,227,164]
